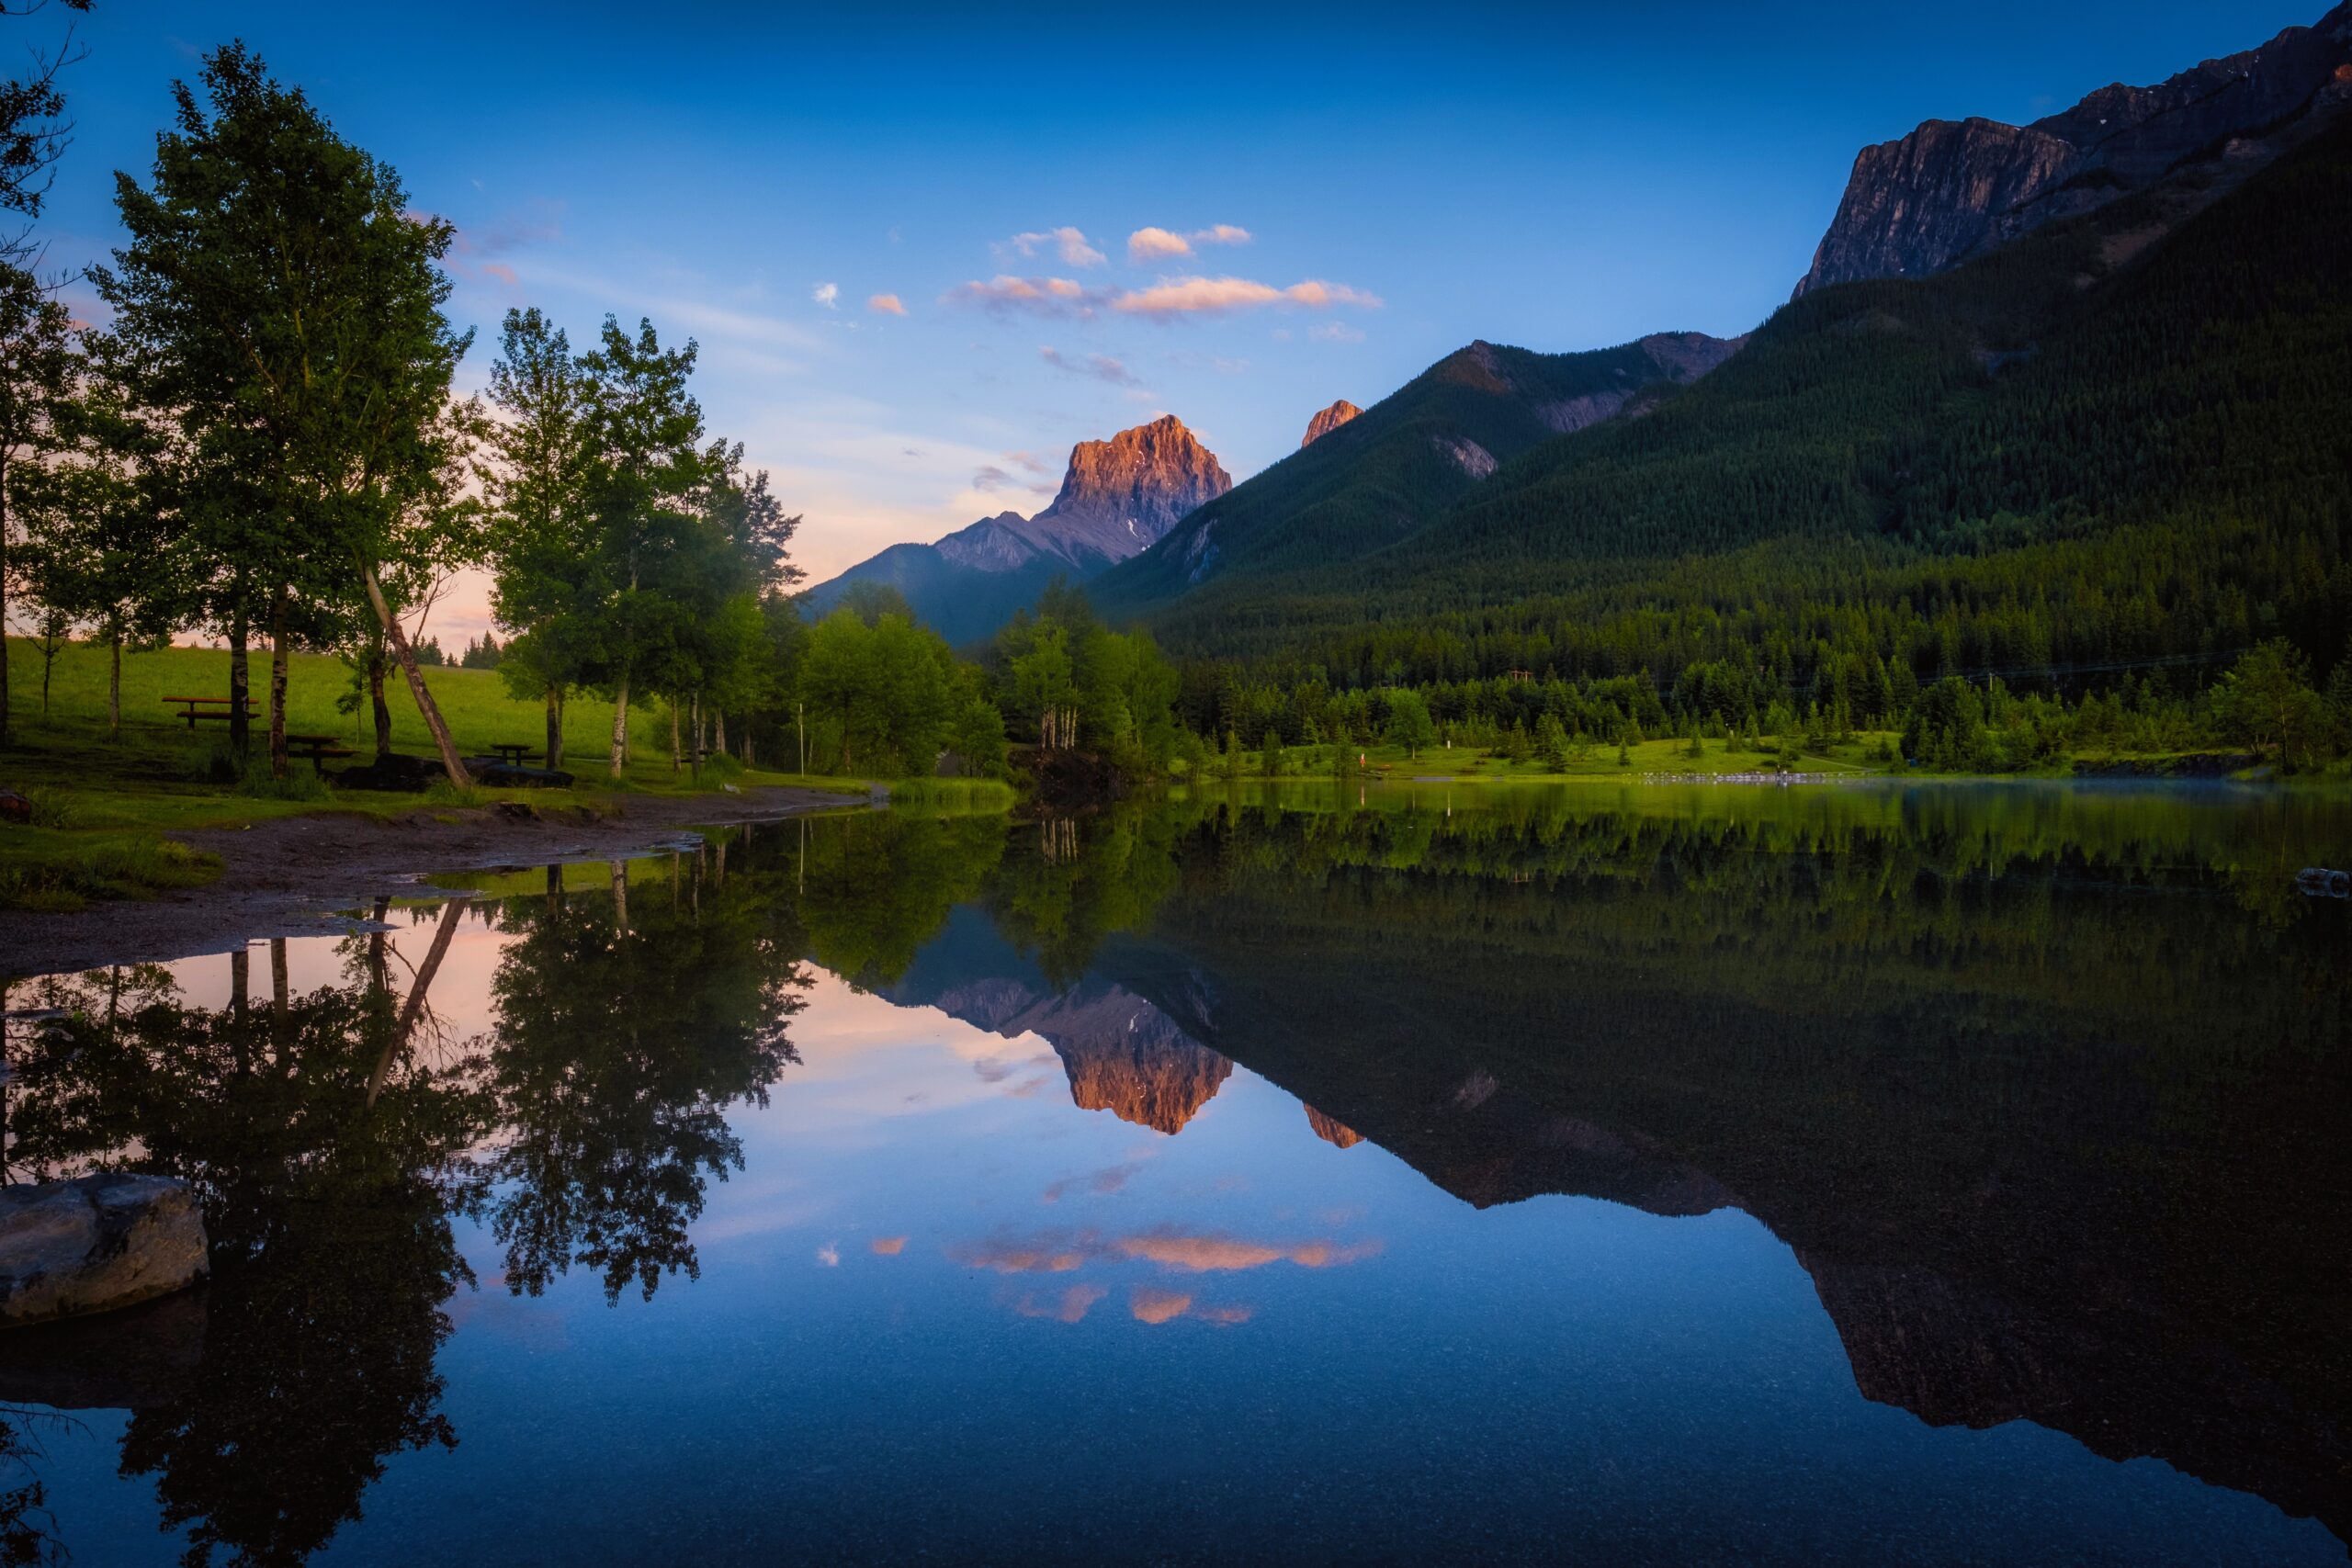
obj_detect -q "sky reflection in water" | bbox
[7,783,2347,1565]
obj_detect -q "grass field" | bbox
[0,638,873,910]
[1201,733,1895,783]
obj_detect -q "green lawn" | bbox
[1203,734,1895,783]
[0,638,871,910]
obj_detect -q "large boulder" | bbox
[0,1173,209,1326]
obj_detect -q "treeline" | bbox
[1128,117,2352,769]
[0,40,1200,789]
[1165,637,2352,775]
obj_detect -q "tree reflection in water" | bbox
[0,784,2345,1562]
[1,837,814,1565]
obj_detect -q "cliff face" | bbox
[1300,400,1363,448]
[1796,1,2352,295]
[1020,415,1232,569]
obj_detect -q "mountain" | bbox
[1795,1,2352,295]
[1300,400,1362,446]
[806,415,1230,646]
[1109,72,2352,685]
[1087,332,1744,617]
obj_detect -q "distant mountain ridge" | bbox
[1795,0,2352,295]
[1089,331,1744,616]
[806,415,1229,646]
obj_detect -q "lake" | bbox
[3,781,2346,1564]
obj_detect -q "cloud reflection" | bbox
[1015,1283,1107,1324]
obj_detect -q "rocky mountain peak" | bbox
[1301,400,1363,447]
[1794,2,2352,297]
[1016,414,1232,568]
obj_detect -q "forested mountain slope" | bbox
[1122,111,2352,694]
[1087,333,1741,616]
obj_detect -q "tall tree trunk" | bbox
[369,645,393,761]
[0,460,10,745]
[669,696,681,773]
[359,559,473,788]
[268,584,291,779]
[608,674,630,779]
[107,633,121,736]
[545,684,561,772]
[228,605,251,757]
[714,707,727,758]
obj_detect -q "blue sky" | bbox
[32,0,2321,632]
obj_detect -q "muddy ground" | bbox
[0,785,869,978]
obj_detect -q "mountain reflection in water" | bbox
[0,782,2344,1565]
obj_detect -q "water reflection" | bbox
[0,780,2345,1562]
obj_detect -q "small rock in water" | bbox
[0,1174,209,1326]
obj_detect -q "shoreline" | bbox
[0,785,867,980]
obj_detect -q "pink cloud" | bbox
[944,275,1106,318]
[1125,224,1254,264]
[1112,276,1379,317]
[1130,1288,1193,1325]
[867,292,908,316]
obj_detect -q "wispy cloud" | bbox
[1310,321,1367,344]
[943,275,1106,318]
[1013,1283,1107,1323]
[812,281,840,309]
[866,292,908,316]
[1039,345,1141,387]
[1001,226,1106,268]
[1043,1162,1145,1202]
[972,459,1057,499]
[1114,276,1380,317]
[1125,223,1252,264]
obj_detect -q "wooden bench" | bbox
[285,734,357,767]
[489,742,538,767]
[162,695,256,729]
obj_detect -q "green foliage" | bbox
[1115,118,2352,747]
[1384,688,1436,757]
[991,578,1183,772]
[0,831,218,912]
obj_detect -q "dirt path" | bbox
[0,785,869,979]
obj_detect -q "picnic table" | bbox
[162,694,256,728]
[489,742,539,767]
[284,733,357,766]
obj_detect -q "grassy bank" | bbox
[0,638,887,911]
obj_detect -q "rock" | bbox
[1012,414,1233,566]
[0,1174,209,1326]
[0,788,31,824]
[332,752,446,792]
[1795,2,2352,296]
[1304,1104,1364,1148]
[873,416,1230,579]
[1301,399,1363,446]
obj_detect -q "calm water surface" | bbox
[3,781,2347,1565]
